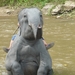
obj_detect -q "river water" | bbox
[0,15,75,75]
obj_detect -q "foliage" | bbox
[0,0,67,8]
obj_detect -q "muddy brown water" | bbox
[0,15,75,75]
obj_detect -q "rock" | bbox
[6,9,14,14]
[51,4,63,15]
[56,15,61,18]
[63,1,75,12]
[6,9,11,14]
[42,1,75,16]
[41,3,54,15]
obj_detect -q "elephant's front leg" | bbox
[47,69,53,75]
[11,61,24,75]
[6,61,24,75]
[37,61,53,75]
[37,61,48,75]
[37,65,53,75]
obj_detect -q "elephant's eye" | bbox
[24,14,28,23]
[40,14,42,18]
[24,14,27,17]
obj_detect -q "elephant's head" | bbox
[18,8,43,40]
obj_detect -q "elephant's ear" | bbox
[19,19,25,36]
[18,20,22,36]
[18,10,28,36]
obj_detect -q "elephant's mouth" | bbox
[36,27,42,39]
[30,24,42,40]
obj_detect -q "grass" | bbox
[0,0,67,8]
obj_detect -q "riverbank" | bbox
[0,6,21,16]
[0,0,75,18]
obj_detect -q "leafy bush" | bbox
[0,0,67,8]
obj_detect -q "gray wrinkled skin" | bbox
[5,8,53,75]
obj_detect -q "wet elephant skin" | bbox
[5,8,53,75]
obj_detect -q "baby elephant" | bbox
[5,8,53,75]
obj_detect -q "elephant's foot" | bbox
[46,42,54,50]
[3,47,9,53]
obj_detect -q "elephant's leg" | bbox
[37,65,48,75]
[11,61,24,75]
[37,61,53,75]
[47,69,53,75]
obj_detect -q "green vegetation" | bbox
[0,0,67,8]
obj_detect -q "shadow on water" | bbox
[0,15,75,75]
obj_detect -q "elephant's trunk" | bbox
[28,14,43,39]
[31,24,42,39]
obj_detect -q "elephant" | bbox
[5,8,53,75]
